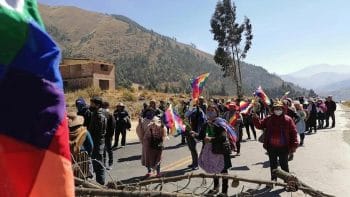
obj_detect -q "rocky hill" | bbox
[39,4,308,98]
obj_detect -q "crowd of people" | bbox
[68,96,131,185]
[67,94,337,196]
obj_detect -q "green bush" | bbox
[122,90,137,102]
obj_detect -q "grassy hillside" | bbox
[39,4,308,98]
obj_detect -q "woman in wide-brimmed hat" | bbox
[67,112,93,154]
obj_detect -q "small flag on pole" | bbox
[255,86,271,106]
[164,105,186,136]
[239,101,252,114]
[191,73,210,102]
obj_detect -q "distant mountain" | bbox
[284,64,350,78]
[39,4,308,97]
[321,79,350,91]
[317,79,350,101]
[281,64,350,100]
[281,72,350,90]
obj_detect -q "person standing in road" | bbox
[185,106,207,170]
[136,115,166,178]
[252,101,299,181]
[88,96,108,185]
[223,102,242,154]
[193,105,232,196]
[198,96,208,114]
[102,101,116,169]
[294,101,306,146]
[75,97,92,127]
[113,102,131,149]
[325,95,337,128]
[306,98,317,133]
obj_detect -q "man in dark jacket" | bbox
[113,102,131,148]
[253,101,299,181]
[89,96,107,185]
[102,101,116,169]
[185,106,206,170]
[75,97,92,127]
[325,95,336,128]
[198,96,207,114]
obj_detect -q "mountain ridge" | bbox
[39,4,309,97]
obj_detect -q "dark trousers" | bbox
[114,127,126,147]
[317,119,324,129]
[299,133,305,145]
[181,134,186,144]
[213,169,228,193]
[148,164,161,174]
[244,123,256,139]
[186,135,198,167]
[236,126,243,154]
[92,149,106,185]
[103,136,113,165]
[267,147,289,181]
[325,112,335,127]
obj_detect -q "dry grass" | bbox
[343,101,350,108]
[65,87,189,118]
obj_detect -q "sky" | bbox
[38,0,350,74]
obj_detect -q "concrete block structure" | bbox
[60,58,115,91]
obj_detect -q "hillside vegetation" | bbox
[39,4,309,98]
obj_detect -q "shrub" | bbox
[121,90,137,102]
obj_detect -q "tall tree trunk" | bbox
[235,46,243,100]
[231,46,240,98]
[231,46,242,100]
[235,47,243,85]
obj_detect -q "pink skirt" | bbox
[198,143,225,174]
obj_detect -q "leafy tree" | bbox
[210,0,253,99]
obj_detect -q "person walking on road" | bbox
[316,99,327,129]
[113,102,131,149]
[88,96,108,185]
[184,106,206,170]
[136,116,166,178]
[306,98,317,133]
[252,101,299,182]
[223,102,242,155]
[102,101,116,169]
[192,105,232,196]
[294,101,306,146]
[325,95,337,128]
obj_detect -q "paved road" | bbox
[105,105,350,196]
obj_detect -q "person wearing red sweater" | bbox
[253,101,299,181]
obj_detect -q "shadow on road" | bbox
[126,141,141,146]
[164,143,186,150]
[118,155,142,162]
[230,165,250,171]
[253,160,270,168]
[244,187,284,197]
[119,167,194,184]
[162,167,194,177]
